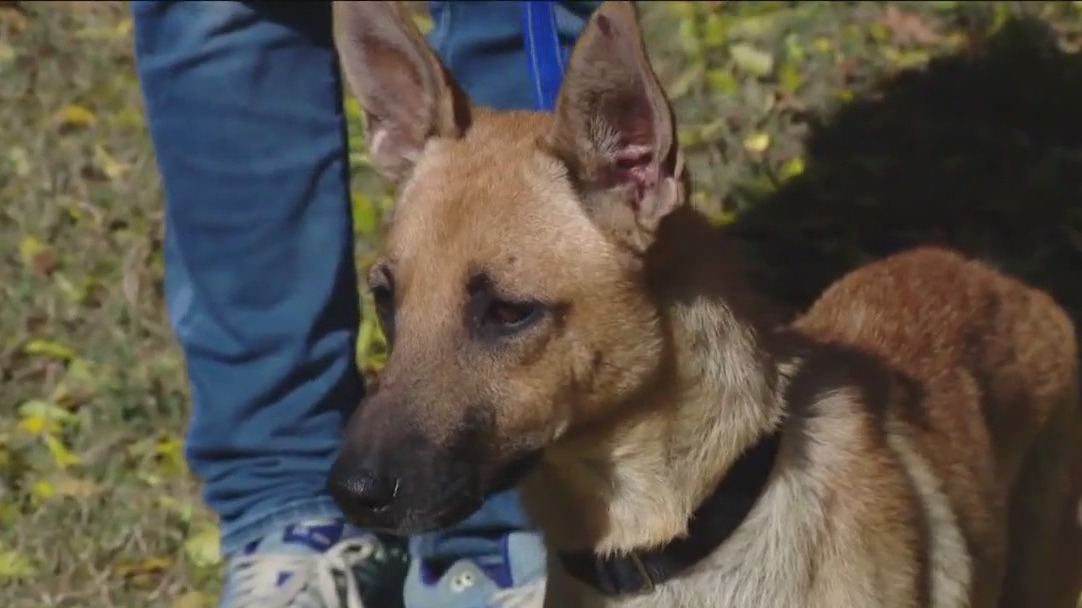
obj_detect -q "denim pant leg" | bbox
[411,0,599,564]
[132,1,360,555]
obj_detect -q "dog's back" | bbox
[791,247,1082,607]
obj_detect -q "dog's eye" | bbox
[466,273,546,340]
[486,300,539,329]
[474,297,545,339]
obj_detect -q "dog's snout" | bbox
[328,464,398,513]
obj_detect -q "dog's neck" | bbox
[521,208,787,555]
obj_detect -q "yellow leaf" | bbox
[56,104,97,128]
[705,69,739,95]
[411,12,433,35]
[31,480,55,502]
[114,556,173,577]
[701,13,727,48]
[17,414,55,435]
[94,145,130,180]
[352,192,379,235]
[707,211,739,227]
[113,555,173,588]
[0,42,14,64]
[343,97,362,124]
[156,436,186,471]
[184,526,222,568]
[17,235,44,267]
[19,399,78,427]
[0,546,36,581]
[779,156,806,181]
[117,106,146,130]
[743,132,771,154]
[172,591,212,608]
[23,339,76,361]
[44,434,81,469]
[730,43,774,77]
[116,17,133,36]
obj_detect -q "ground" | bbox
[2,1,1081,607]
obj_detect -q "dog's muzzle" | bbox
[327,445,542,535]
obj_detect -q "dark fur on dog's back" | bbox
[786,247,1082,607]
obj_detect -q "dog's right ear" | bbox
[332,1,471,185]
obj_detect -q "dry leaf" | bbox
[881,5,941,45]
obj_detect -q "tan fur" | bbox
[329,2,1082,606]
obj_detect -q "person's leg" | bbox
[404,2,599,607]
[132,2,406,606]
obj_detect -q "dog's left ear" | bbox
[550,0,685,252]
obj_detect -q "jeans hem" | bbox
[219,495,346,556]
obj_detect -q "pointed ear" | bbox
[332,1,471,185]
[549,1,685,251]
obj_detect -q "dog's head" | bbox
[327,0,687,534]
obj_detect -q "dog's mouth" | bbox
[352,449,544,536]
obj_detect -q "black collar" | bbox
[557,429,782,596]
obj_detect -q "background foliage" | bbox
[2,1,1081,606]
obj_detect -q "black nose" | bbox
[328,465,399,512]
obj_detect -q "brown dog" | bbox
[326,2,1082,606]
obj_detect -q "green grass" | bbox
[2,1,1081,606]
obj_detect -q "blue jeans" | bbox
[131,0,596,563]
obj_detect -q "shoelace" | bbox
[228,537,380,608]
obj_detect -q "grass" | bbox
[2,1,1081,606]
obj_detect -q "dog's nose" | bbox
[328,466,398,512]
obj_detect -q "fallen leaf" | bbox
[23,339,76,361]
[730,42,774,77]
[30,480,55,502]
[113,555,173,589]
[343,96,362,124]
[743,132,771,154]
[352,192,379,235]
[155,436,186,471]
[172,591,212,608]
[94,145,130,180]
[19,399,77,422]
[778,63,803,94]
[183,525,221,568]
[707,211,739,227]
[44,434,81,469]
[55,104,96,129]
[701,13,727,48]
[0,545,36,581]
[18,414,55,435]
[779,156,806,181]
[881,5,941,45]
[705,69,738,95]
[881,47,932,69]
[7,146,29,176]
